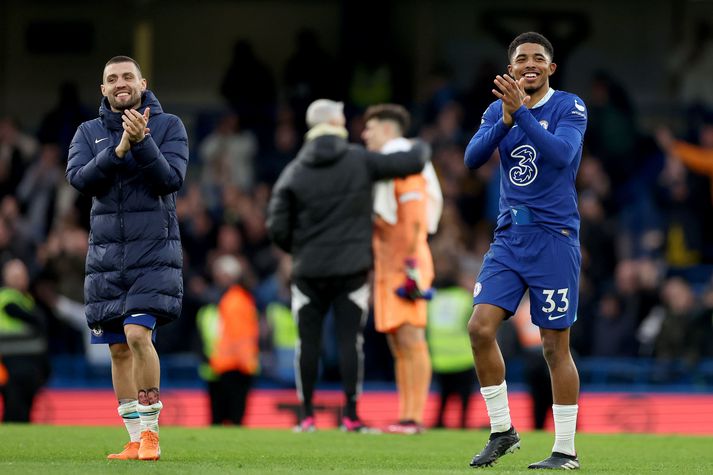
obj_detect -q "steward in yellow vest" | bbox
[0,259,49,422]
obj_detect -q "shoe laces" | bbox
[141,431,159,447]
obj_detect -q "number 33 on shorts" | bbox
[534,287,575,328]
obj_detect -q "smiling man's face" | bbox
[101,61,146,112]
[507,43,556,95]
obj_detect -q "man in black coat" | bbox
[66,56,188,461]
[267,99,428,432]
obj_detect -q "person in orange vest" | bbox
[197,254,260,425]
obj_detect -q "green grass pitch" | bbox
[1,425,712,474]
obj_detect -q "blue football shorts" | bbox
[472,224,581,329]
[90,313,158,345]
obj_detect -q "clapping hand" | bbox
[492,74,531,126]
[116,108,151,158]
[123,107,151,143]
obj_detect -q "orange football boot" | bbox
[107,441,140,460]
[138,430,161,461]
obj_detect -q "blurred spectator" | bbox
[462,60,501,132]
[655,148,708,269]
[585,72,639,192]
[419,64,459,127]
[179,183,218,277]
[197,255,259,425]
[576,154,613,214]
[256,122,299,186]
[687,283,713,361]
[36,82,91,157]
[255,252,297,385]
[0,117,38,164]
[667,21,713,134]
[0,259,50,422]
[16,143,64,243]
[0,199,35,267]
[220,40,276,143]
[579,191,617,290]
[420,101,467,151]
[590,289,638,358]
[206,223,258,289]
[33,226,106,362]
[347,39,397,110]
[284,29,338,134]
[199,113,258,192]
[652,278,699,363]
[657,121,713,206]
[0,118,35,199]
[426,253,477,429]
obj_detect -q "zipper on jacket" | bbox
[119,175,126,315]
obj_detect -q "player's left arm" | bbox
[511,96,587,168]
[464,102,508,169]
[131,115,189,195]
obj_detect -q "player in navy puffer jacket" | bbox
[66,56,187,460]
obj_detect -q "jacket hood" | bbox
[297,134,349,166]
[99,90,163,131]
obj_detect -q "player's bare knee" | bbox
[109,342,131,361]
[395,324,424,349]
[467,315,496,345]
[124,325,152,351]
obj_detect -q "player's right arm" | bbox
[66,124,121,196]
[464,102,509,169]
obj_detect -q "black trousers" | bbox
[292,272,369,419]
[1,354,49,422]
[207,370,253,425]
[523,347,553,430]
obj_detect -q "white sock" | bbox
[137,400,163,434]
[480,381,511,434]
[118,400,141,443]
[552,404,578,456]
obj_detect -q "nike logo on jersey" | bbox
[574,99,585,112]
[95,137,109,144]
[548,314,566,321]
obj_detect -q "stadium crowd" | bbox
[1,32,713,401]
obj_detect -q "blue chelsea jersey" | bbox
[464,88,588,241]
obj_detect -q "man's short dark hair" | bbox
[363,104,411,134]
[104,55,142,78]
[507,32,554,62]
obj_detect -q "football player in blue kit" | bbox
[464,32,586,470]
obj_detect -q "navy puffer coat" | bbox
[66,91,188,330]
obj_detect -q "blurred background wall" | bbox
[0,0,707,130]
